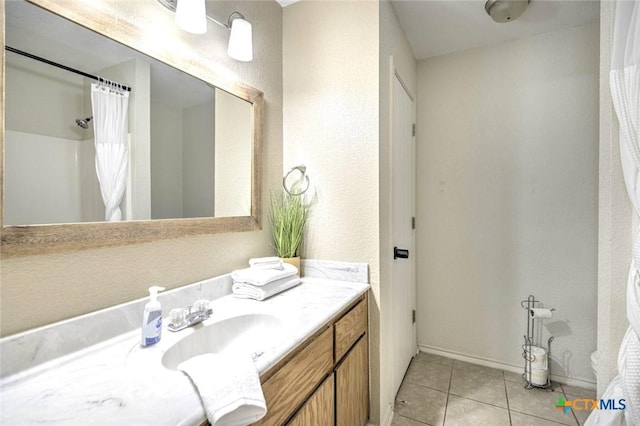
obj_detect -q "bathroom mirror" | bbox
[0,0,264,257]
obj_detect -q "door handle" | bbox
[394,247,409,259]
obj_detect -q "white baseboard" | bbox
[365,403,394,426]
[418,344,596,390]
[382,403,394,426]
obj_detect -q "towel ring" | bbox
[283,165,310,196]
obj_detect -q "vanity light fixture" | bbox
[175,0,207,34]
[157,0,253,62]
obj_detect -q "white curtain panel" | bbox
[91,82,130,222]
[588,1,640,425]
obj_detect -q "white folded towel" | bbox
[233,277,302,301]
[178,353,267,426]
[231,263,297,286]
[249,257,282,267]
[250,264,284,271]
[248,257,284,271]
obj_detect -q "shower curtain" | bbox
[91,81,130,222]
[587,1,640,425]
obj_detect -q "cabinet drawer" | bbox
[334,299,367,361]
[255,327,334,426]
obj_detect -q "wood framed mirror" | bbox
[0,0,264,258]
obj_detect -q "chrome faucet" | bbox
[168,300,213,332]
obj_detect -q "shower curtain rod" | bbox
[5,46,132,92]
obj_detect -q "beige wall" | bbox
[379,0,417,423]
[1,0,283,337]
[282,0,380,421]
[215,89,252,217]
[416,24,599,384]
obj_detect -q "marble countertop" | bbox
[0,269,369,425]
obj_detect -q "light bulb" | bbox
[228,18,253,62]
[175,0,207,34]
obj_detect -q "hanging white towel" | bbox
[231,263,297,286]
[178,352,266,426]
[232,277,302,301]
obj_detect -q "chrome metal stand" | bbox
[521,295,555,390]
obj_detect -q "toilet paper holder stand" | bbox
[520,294,555,390]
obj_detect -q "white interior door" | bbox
[391,72,417,397]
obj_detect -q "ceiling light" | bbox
[484,0,530,23]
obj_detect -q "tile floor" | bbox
[392,352,597,426]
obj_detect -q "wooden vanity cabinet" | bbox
[256,327,334,426]
[260,293,369,426]
[198,294,368,426]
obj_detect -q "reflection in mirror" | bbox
[150,86,251,220]
[4,0,252,226]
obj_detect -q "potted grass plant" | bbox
[269,191,309,275]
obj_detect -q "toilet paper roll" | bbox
[526,346,548,369]
[525,365,549,386]
[530,308,553,319]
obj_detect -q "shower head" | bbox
[75,116,92,129]
[485,0,530,23]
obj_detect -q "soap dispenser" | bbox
[141,286,166,347]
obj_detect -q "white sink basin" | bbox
[161,313,286,370]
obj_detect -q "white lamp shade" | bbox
[228,18,253,62]
[175,0,207,34]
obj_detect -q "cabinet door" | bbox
[288,374,335,426]
[256,327,334,426]
[336,337,368,426]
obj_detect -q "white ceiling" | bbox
[391,0,600,60]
